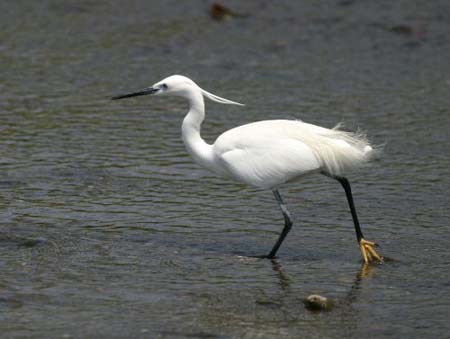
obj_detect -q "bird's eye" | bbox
[161,83,168,90]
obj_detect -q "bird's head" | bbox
[111,74,244,106]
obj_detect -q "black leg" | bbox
[322,172,382,263]
[334,176,364,242]
[267,189,294,258]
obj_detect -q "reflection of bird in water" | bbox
[270,259,291,290]
[270,259,379,312]
[344,263,375,304]
[112,75,383,263]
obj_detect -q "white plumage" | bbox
[214,120,373,189]
[111,74,383,263]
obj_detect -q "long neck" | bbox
[181,90,217,172]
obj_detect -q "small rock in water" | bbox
[303,294,334,312]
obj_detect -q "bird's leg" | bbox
[265,189,294,259]
[334,176,383,263]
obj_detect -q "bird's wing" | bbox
[214,119,373,181]
[215,137,321,189]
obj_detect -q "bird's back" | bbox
[213,120,373,189]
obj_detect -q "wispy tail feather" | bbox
[308,125,377,176]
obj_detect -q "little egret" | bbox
[112,75,383,263]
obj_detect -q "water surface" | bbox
[1,1,449,338]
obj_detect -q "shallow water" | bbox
[1,1,449,338]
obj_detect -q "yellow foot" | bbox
[359,238,383,263]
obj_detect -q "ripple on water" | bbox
[1,1,450,338]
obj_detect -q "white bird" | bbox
[112,75,382,263]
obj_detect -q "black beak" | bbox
[111,87,158,100]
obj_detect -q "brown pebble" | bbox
[209,2,247,21]
[389,25,414,36]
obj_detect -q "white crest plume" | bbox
[201,88,245,106]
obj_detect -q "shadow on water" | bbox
[0,231,50,249]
